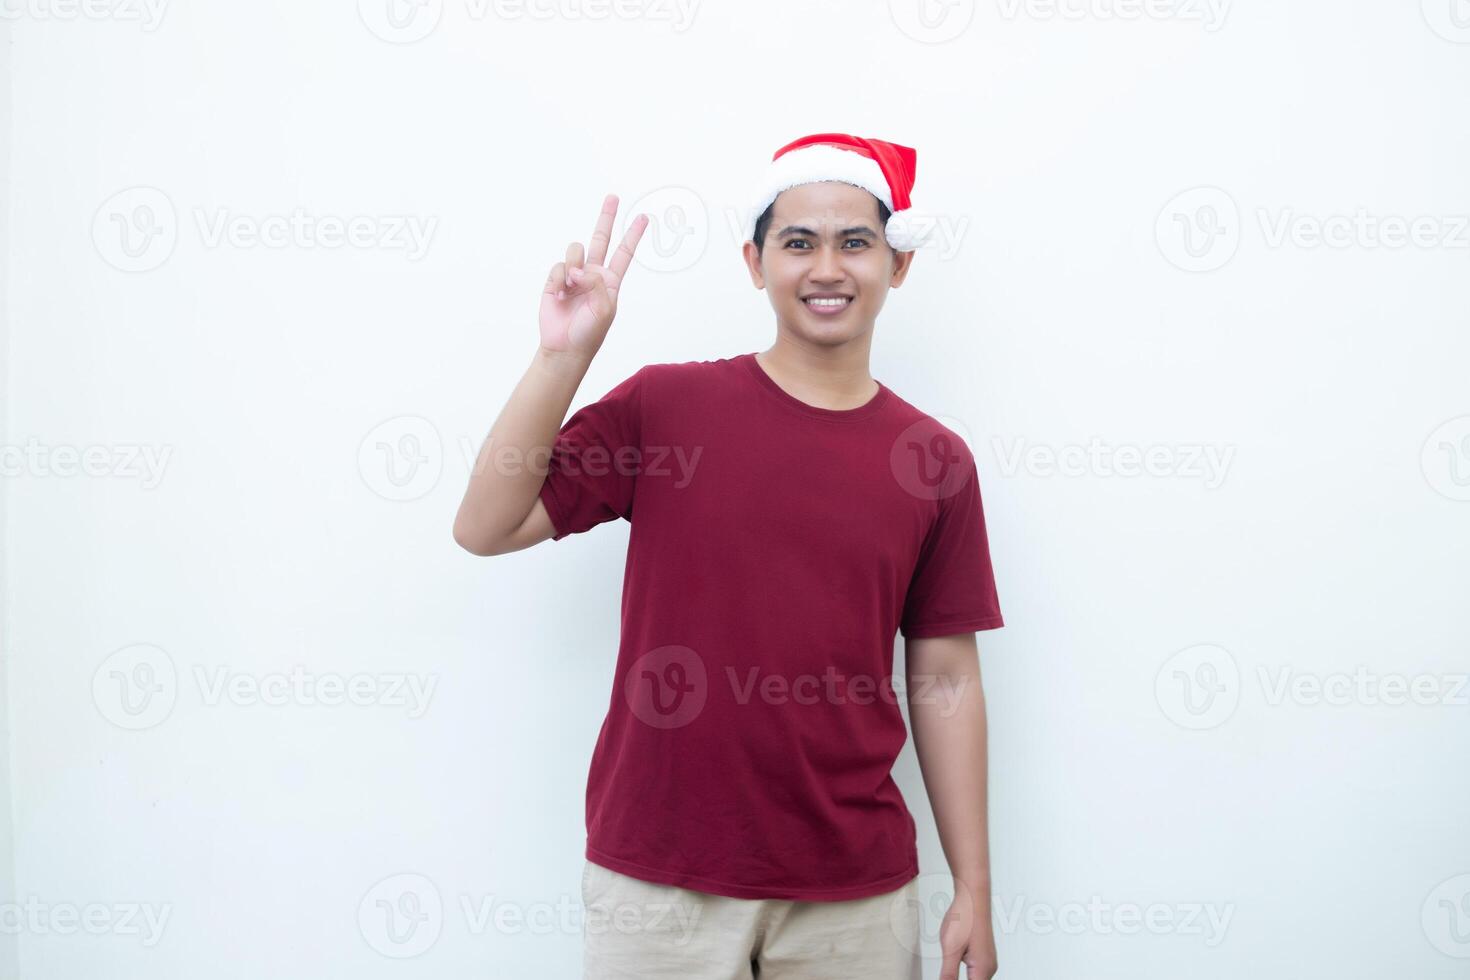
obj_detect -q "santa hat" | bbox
[745,133,936,252]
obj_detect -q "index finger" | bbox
[586,193,619,268]
[606,213,650,282]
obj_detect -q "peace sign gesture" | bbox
[540,194,650,361]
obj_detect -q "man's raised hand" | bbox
[539,194,649,361]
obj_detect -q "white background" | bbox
[3,0,1469,977]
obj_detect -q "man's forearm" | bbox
[452,346,592,553]
[906,634,992,898]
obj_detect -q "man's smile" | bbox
[801,293,853,314]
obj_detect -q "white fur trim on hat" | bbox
[747,144,931,252]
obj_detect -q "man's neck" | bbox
[755,337,878,412]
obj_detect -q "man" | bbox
[453,133,1003,980]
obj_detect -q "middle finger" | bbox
[585,193,619,268]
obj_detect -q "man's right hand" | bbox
[455,194,649,557]
[539,194,649,362]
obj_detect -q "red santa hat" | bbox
[745,132,936,252]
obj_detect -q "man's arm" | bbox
[452,348,589,556]
[451,194,648,556]
[907,630,998,980]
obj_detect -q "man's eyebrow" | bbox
[775,225,879,238]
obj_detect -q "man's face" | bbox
[742,181,914,347]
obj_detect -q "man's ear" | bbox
[741,240,766,289]
[889,248,916,288]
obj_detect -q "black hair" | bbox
[750,191,892,258]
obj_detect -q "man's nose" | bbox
[811,242,844,281]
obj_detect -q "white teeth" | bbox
[805,297,850,307]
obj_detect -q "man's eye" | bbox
[783,239,868,250]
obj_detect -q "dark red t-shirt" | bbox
[537,351,1004,901]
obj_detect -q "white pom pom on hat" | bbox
[745,133,936,252]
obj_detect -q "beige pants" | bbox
[581,859,923,979]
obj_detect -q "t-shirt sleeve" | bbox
[899,451,1005,639]
[536,366,645,541]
